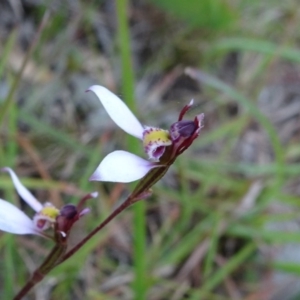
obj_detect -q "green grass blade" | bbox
[0,29,17,79]
[116,1,147,299]
[212,38,300,63]
[0,10,50,128]
[189,243,256,299]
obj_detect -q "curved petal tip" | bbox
[87,85,144,139]
[1,167,43,212]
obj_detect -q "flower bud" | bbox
[170,120,197,141]
[60,204,78,220]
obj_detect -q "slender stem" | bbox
[13,276,41,300]
[58,194,135,263]
[59,165,170,264]
[14,243,67,300]
[131,166,170,197]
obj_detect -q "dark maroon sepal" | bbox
[54,192,97,241]
[170,120,197,141]
[169,107,204,157]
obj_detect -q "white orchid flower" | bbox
[0,168,60,236]
[0,168,98,237]
[88,85,204,183]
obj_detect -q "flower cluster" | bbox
[88,85,204,183]
[0,85,203,238]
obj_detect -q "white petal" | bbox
[89,150,158,182]
[1,167,43,212]
[0,199,38,235]
[88,85,144,139]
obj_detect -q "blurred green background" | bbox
[1,0,300,299]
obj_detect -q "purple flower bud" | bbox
[170,120,197,141]
[60,204,78,220]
